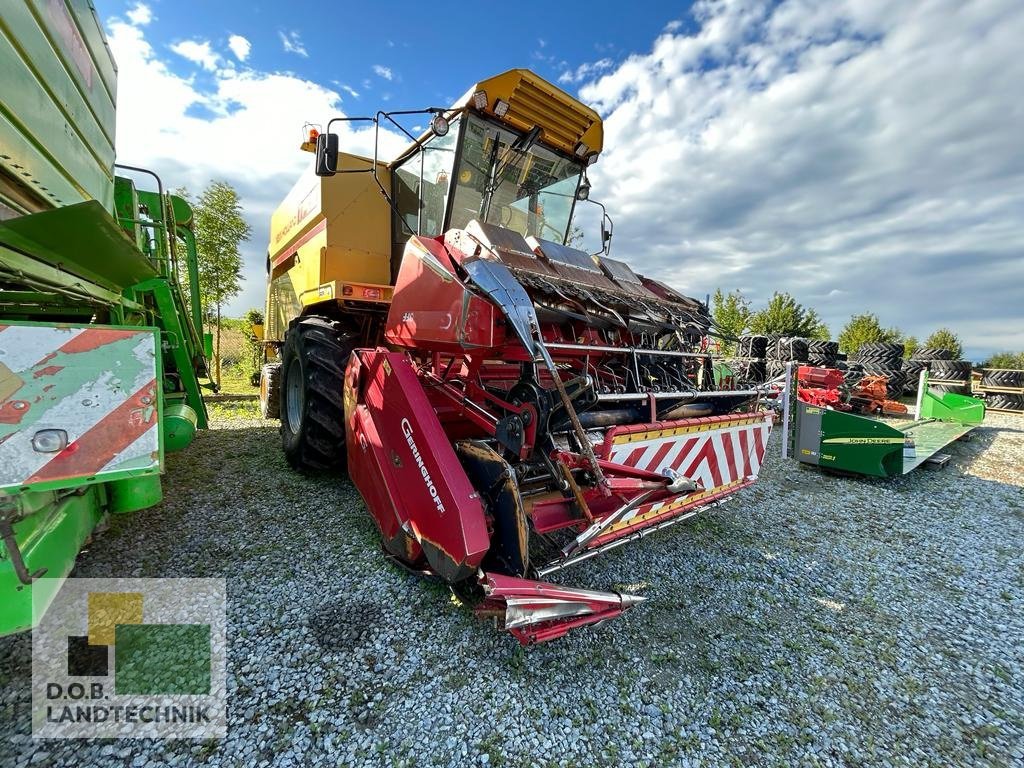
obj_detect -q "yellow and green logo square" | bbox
[67,591,211,695]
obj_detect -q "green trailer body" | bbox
[0,0,117,217]
[0,2,209,635]
[783,368,985,478]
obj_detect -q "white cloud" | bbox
[572,0,1024,358]
[372,64,393,81]
[664,20,683,32]
[558,58,614,84]
[106,13,405,316]
[279,30,308,57]
[125,2,152,26]
[227,35,251,62]
[339,84,359,99]
[169,40,218,71]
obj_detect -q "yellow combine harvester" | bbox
[261,69,604,462]
[260,69,771,643]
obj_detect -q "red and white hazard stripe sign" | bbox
[0,323,161,490]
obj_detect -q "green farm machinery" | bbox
[783,366,985,478]
[0,1,209,634]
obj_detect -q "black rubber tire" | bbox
[912,347,954,361]
[929,360,972,382]
[901,359,928,394]
[807,340,839,355]
[981,369,1023,388]
[859,341,905,358]
[259,362,282,419]
[854,351,903,368]
[885,370,907,400]
[763,334,783,359]
[985,393,1024,411]
[728,358,766,384]
[773,337,809,362]
[737,335,768,359]
[279,317,356,473]
[766,360,786,379]
[807,353,838,368]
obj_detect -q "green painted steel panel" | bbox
[0,200,158,291]
[0,108,84,212]
[900,420,975,473]
[0,486,106,635]
[62,0,118,99]
[815,406,907,478]
[0,0,117,214]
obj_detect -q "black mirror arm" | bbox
[584,198,613,256]
[317,107,457,237]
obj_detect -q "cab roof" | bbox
[453,69,604,160]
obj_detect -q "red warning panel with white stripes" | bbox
[0,323,161,491]
[595,413,773,544]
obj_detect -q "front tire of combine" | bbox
[279,317,355,473]
[259,362,282,419]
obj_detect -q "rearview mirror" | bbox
[599,210,613,254]
[315,133,339,176]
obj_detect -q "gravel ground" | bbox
[2,402,1022,767]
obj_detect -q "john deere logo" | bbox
[32,578,226,739]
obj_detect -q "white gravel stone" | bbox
[1,406,1021,766]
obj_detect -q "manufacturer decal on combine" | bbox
[401,418,445,514]
[0,324,160,491]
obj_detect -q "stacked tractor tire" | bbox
[807,339,840,368]
[732,335,848,384]
[977,369,1024,413]
[852,342,906,399]
[765,336,808,380]
[731,335,768,385]
[906,347,973,395]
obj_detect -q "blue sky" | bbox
[103,0,688,106]
[95,0,1024,360]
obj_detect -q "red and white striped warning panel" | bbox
[0,323,161,491]
[595,413,773,543]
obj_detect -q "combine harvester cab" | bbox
[345,221,773,644]
[783,367,984,477]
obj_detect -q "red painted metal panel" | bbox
[345,349,490,582]
[385,236,504,352]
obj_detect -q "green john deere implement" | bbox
[1,2,209,635]
[783,367,985,478]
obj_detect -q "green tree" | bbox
[748,292,829,339]
[711,289,751,352]
[192,181,251,385]
[902,335,919,359]
[923,328,963,359]
[243,308,265,382]
[983,351,1024,368]
[838,313,901,355]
